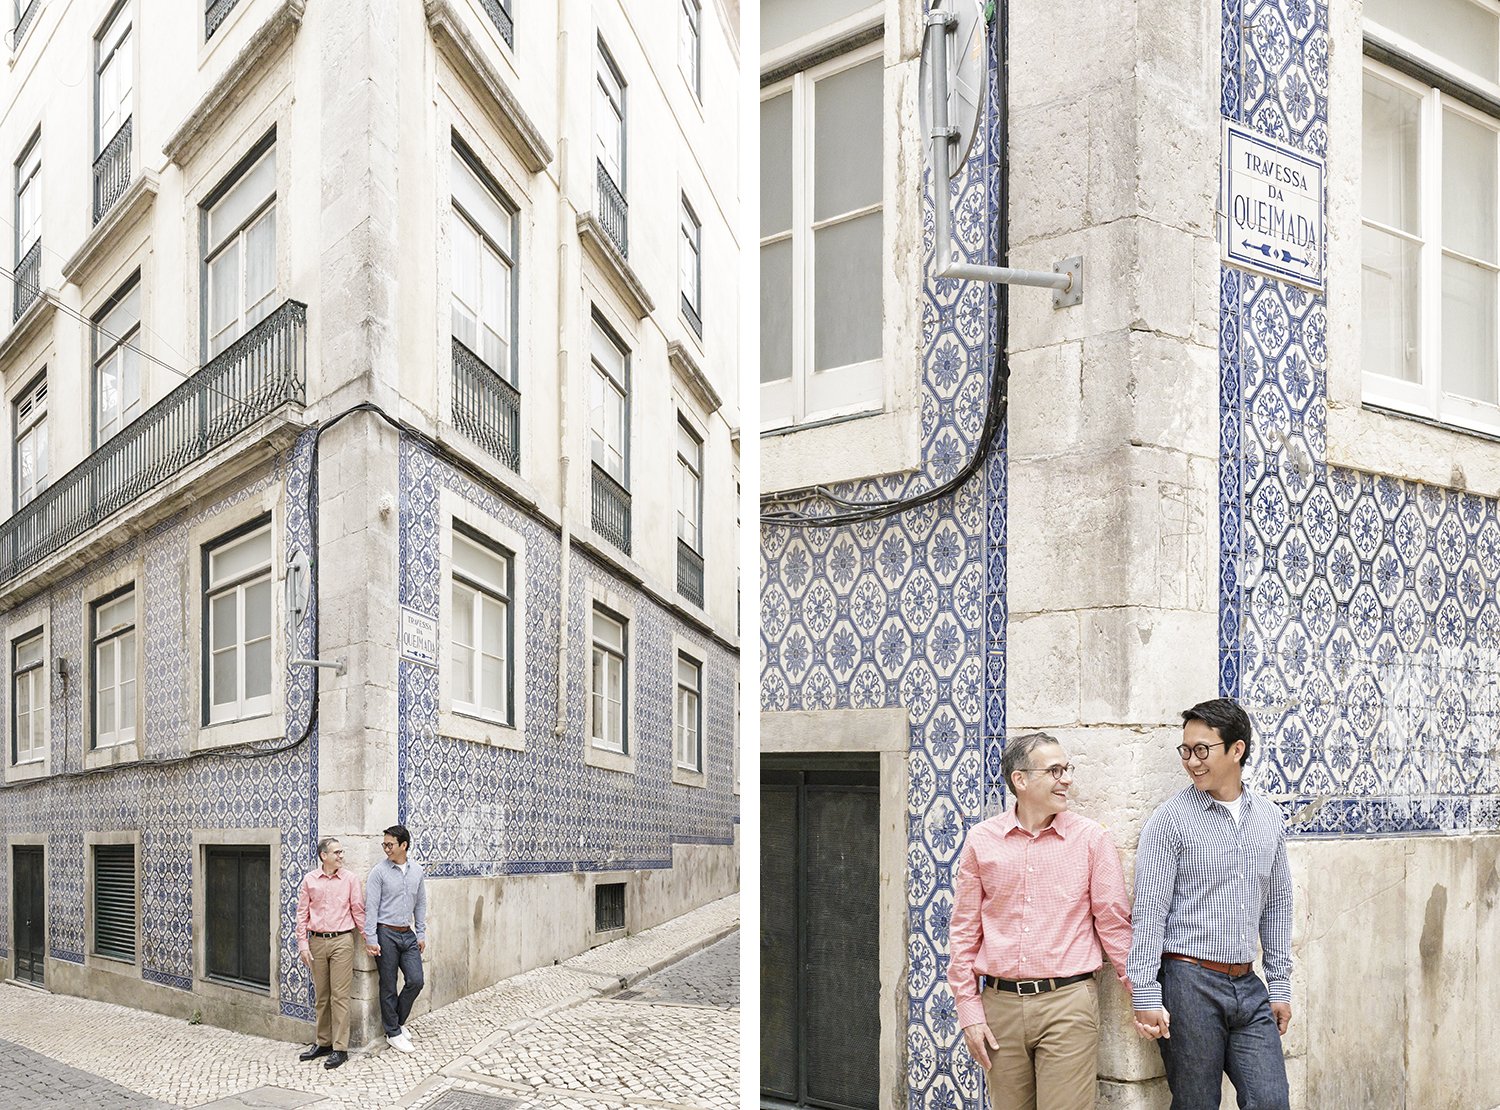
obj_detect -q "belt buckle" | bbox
[1016,979,1043,996]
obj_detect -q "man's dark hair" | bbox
[384,824,411,849]
[1181,698,1252,766]
[1001,731,1061,792]
[316,837,339,858]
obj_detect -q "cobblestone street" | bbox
[0,896,737,1110]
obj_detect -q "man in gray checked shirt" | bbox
[1127,698,1292,1110]
[363,823,429,1054]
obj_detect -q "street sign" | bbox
[1220,120,1324,292]
[401,606,438,668]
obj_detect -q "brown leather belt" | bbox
[378,923,412,932]
[1165,952,1252,977]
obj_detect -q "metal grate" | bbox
[93,844,136,962]
[682,294,702,337]
[13,0,38,46]
[590,463,632,555]
[205,0,239,38]
[451,337,520,473]
[677,538,704,607]
[93,116,133,225]
[595,881,625,932]
[426,1093,521,1110]
[13,238,40,322]
[477,0,513,48]
[595,160,628,258]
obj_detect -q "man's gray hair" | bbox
[1001,731,1061,791]
[316,837,339,858]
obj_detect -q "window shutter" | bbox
[94,845,136,962]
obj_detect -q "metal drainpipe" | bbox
[555,8,573,739]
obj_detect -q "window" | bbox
[93,276,142,444]
[15,130,40,263]
[203,140,276,359]
[11,630,45,765]
[205,0,240,41]
[92,844,136,962]
[203,522,273,723]
[675,652,702,772]
[680,196,703,334]
[13,0,38,49]
[92,589,137,749]
[482,0,513,48]
[1363,2,1500,431]
[680,0,702,97]
[761,44,884,428]
[96,3,133,154]
[595,44,626,191]
[204,845,270,989]
[677,419,702,551]
[14,375,47,509]
[451,145,517,381]
[595,881,625,931]
[590,607,627,753]
[450,530,513,723]
[590,319,629,486]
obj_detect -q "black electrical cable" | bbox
[760,1,1011,529]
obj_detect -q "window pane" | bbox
[813,59,882,221]
[212,648,237,704]
[244,639,272,699]
[481,595,507,657]
[453,643,475,703]
[99,683,116,737]
[761,93,793,236]
[761,239,794,383]
[454,535,507,592]
[452,221,479,314]
[16,635,42,669]
[452,580,476,646]
[208,149,276,253]
[1442,255,1498,404]
[121,674,136,733]
[481,651,506,712]
[814,211,883,371]
[243,579,272,642]
[97,592,134,635]
[1365,0,1498,83]
[208,244,240,351]
[1362,73,1421,233]
[594,610,624,651]
[121,632,136,684]
[1362,226,1421,383]
[210,593,237,651]
[1444,110,1497,263]
[244,209,277,325]
[211,529,272,585]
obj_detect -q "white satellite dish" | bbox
[918,0,988,179]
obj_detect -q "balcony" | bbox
[13,240,40,322]
[479,0,513,48]
[590,463,631,556]
[682,294,702,338]
[0,299,306,587]
[205,0,240,39]
[94,117,133,225]
[451,337,520,473]
[14,0,37,46]
[596,160,628,258]
[677,539,704,607]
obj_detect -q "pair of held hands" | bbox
[961,1001,1292,1068]
[296,938,427,967]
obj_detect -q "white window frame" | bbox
[680,0,702,99]
[676,417,703,552]
[93,275,142,445]
[202,141,277,360]
[15,130,40,258]
[95,2,133,155]
[450,144,518,382]
[589,317,630,486]
[680,194,703,329]
[595,42,626,190]
[761,41,885,430]
[590,606,628,755]
[14,374,47,510]
[1361,14,1500,435]
[92,587,138,749]
[674,652,702,772]
[11,628,45,766]
[203,522,274,724]
[449,529,513,725]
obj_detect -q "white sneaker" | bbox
[387,1032,415,1054]
[400,1025,411,1040]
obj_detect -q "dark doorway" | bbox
[204,845,271,990]
[12,844,45,985]
[762,765,880,1110]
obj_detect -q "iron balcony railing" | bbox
[682,295,702,337]
[677,538,704,607]
[94,117,133,225]
[480,0,513,48]
[14,0,38,45]
[0,299,306,586]
[205,0,239,39]
[451,337,520,473]
[13,239,40,322]
[595,160,628,258]
[590,462,631,556]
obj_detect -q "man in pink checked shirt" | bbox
[947,732,1133,1110]
[294,836,366,1069]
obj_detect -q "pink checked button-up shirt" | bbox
[947,808,1133,1029]
[295,867,366,956]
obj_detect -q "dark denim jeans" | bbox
[375,924,425,1037]
[1156,958,1289,1110]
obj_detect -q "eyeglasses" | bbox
[1022,763,1075,781]
[1177,741,1231,761]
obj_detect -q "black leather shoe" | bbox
[299,1044,332,1061]
[324,1050,348,1069]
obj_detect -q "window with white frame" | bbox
[680,0,702,97]
[674,652,702,772]
[11,630,45,765]
[450,530,513,723]
[677,419,702,552]
[92,589,137,749]
[96,3,133,154]
[451,144,517,380]
[761,43,884,429]
[15,131,40,259]
[14,375,47,509]
[680,196,702,332]
[589,319,629,486]
[203,140,276,359]
[94,276,142,445]
[590,606,627,753]
[1363,1,1500,430]
[595,44,626,191]
[204,522,273,723]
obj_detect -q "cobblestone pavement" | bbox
[0,1037,173,1108]
[614,932,737,1008]
[0,895,737,1110]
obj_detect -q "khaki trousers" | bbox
[981,979,1099,1110]
[310,931,355,1051]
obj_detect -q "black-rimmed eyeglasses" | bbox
[1177,741,1231,761]
[1022,763,1075,781]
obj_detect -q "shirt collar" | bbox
[1194,783,1253,811]
[314,866,345,879]
[999,806,1069,840]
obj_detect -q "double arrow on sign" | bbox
[1241,240,1309,267]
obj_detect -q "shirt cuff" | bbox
[1266,979,1291,1004]
[1132,983,1163,1011]
[956,998,987,1030]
